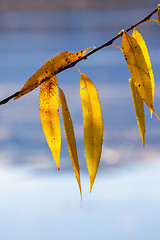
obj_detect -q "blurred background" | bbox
[0,0,160,239]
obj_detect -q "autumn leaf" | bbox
[158,4,160,25]
[39,75,61,169]
[59,87,82,199]
[132,28,154,119]
[14,47,93,100]
[129,78,145,148]
[80,72,103,192]
[122,31,158,119]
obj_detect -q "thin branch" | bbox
[0,4,159,106]
[60,4,158,71]
[0,91,20,105]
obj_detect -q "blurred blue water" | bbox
[0,9,160,240]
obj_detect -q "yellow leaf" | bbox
[129,78,145,148]
[132,28,154,119]
[39,75,61,169]
[80,73,103,192]
[14,47,93,100]
[158,5,160,25]
[122,31,158,119]
[59,87,82,199]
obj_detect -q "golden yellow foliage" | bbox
[59,87,82,199]
[122,31,158,119]
[1,6,160,198]
[39,76,61,169]
[14,48,93,100]
[158,5,160,25]
[129,78,145,148]
[80,73,103,192]
[132,29,155,119]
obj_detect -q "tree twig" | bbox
[0,92,20,105]
[58,4,159,72]
[0,4,159,106]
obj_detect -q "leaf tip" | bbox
[80,191,82,204]
[78,182,82,203]
[90,177,95,193]
[150,105,159,120]
[142,138,145,148]
[55,161,60,170]
[154,110,159,120]
[150,109,153,119]
[55,156,60,171]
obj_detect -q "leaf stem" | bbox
[0,4,159,105]
[147,19,159,23]
[109,44,123,51]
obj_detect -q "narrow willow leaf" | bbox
[39,76,61,169]
[14,47,93,100]
[80,73,103,192]
[59,87,82,199]
[129,78,145,148]
[122,31,159,119]
[132,28,154,119]
[158,5,160,25]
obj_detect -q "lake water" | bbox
[0,9,160,240]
